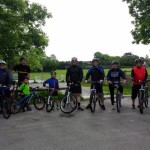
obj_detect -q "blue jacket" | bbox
[0,69,12,86]
[85,66,104,81]
[43,78,59,90]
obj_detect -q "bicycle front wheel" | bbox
[2,98,11,119]
[46,96,54,112]
[139,91,144,114]
[90,92,96,113]
[34,96,45,110]
[144,86,148,108]
[60,94,77,114]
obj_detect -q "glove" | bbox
[85,80,88,83]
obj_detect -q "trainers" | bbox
[85,104,91,109]
[101,105,106,110]
[78,106,84,111]
[132,104,135,109]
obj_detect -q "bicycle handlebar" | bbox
[131,79,150,84]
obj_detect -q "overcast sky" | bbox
[30,0,150,61]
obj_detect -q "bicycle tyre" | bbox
[11,101,21,114]
[116,92,121,113]
[2,98,11,119]
[144,86,148,108]
[90,92,96,113]
[46,96,54,112]
[34,95,45,110]
[139,91,144,114]
[60,94,77,114]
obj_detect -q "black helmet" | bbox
[111,61,118,65]
[92,58,98,62]
[135,58,143,64]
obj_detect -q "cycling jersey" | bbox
[18,83,30,95]
[131,66,148,85]
[66,65,83,83]
[43,78,59,90]
[85,66,104,81]
[0,69,12,86]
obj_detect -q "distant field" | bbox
[13,67,150,81]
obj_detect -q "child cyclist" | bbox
[43,71,60,110]
[12,76,32,112]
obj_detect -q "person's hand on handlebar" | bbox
[84,80,88,83]
[107,80,112,84]
[122,79,127,85]
[100,80,104,84]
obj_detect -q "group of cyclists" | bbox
[0,56,148,114]
[65,57,148,111]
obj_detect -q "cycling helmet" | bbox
[71,57,78,62]
[92,58,98,62]
[111,61,118,65]
[135,58,143,64]
[0,60,6,65]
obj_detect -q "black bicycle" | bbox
[0,86,11,119]
[132,79,150,114]
[112,81,124,113]
[60,83,77,114]
[89,81,103,113]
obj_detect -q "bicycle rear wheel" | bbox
[60,94,77,114]
[90,92,96,113]
[34,96,45,110]
[116,92,121,113]
[2,98,11,119]
[46,96,54,112]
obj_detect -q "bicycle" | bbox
[132,79,150,114]
[11,86,45,113]
[112,81,124,113]
[45,87,56,112]
[89,81,103,113]
[60,83,78,114]
[0,85,11,119]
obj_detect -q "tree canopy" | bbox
[123,0,150,44]
[0,0,52,70]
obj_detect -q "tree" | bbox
[0,0,52,69]
[41,54,60,72]
[123,0,150,44]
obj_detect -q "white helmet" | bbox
[0,60,6,65]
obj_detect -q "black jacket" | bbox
[66,65,83,83]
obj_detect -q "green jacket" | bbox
[18,83,30,95]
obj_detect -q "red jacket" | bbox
[131,66,148,85]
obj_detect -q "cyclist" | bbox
[12,57,30,86]
[131,58,148,109]
[43,71,60,110]
[85,58,106,110]
[0,60,13,113]
[107,61,126,110]
[17,76,32,111]
[66,57,84,111]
